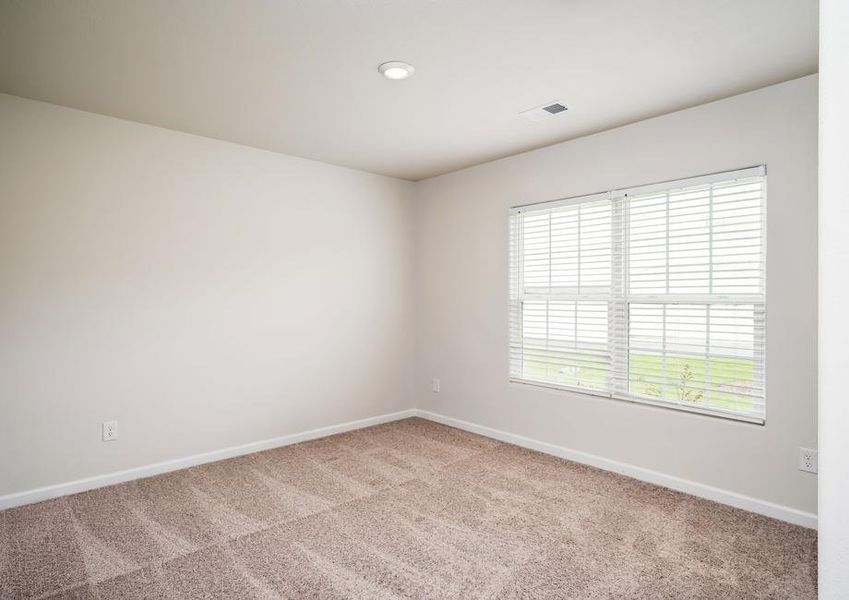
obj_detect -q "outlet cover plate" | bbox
[102,420,118,442]
[799,447,817,473]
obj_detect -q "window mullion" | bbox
[610,194,628,396]
[705,184,714,403]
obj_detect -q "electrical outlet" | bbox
[799,447,817,473]
[432,378,441,393]
[102,420,118,442]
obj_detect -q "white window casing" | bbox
[509,166,767,424]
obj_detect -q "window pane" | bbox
[510,168,765,422]
[522,212,551,289]
[627,303,761,415]
[519,300,610,390]
[628,178,764,296]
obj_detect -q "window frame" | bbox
[508,166,767,425]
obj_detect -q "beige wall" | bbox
[0,76,819,518]
[415,75,818,514]
[0,93,416,496]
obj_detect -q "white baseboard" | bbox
[1,407,817,529]
[414,409,818,530]
[0,409,416,511]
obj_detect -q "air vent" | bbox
[519,101,569,122]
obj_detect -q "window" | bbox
[509,166,766,423]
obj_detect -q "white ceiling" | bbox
[0,0,818,181]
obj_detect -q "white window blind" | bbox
[509,166,766,423]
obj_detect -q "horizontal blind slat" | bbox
[510,167,765,422]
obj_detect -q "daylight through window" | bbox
[509,166,766,423]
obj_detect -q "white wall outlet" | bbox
[799,447,817,473]
[432,378,441,393]
[102,420,118,442]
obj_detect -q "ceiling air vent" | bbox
[519,101,569,122]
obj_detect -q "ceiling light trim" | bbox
[378,61,415,80]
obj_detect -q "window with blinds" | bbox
[509,166,766,423]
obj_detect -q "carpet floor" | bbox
[0,418,816,599]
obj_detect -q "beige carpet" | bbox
[0,418,816,599]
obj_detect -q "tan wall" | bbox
[415,76,818,514]
[0,94,417,496]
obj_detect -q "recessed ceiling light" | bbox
[378,61,415,80]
